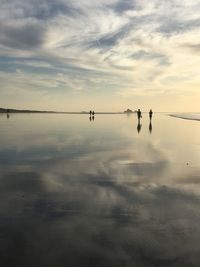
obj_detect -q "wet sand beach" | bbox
[0,113,200,267]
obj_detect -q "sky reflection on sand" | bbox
[0,114,200,267]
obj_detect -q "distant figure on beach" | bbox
[149,109,153,120]
[149,122,152,134]
[137,109,142,121]
[92,111,95,116]
[6,109,10,119]
[89,110,92,116]
[137,122,142,133]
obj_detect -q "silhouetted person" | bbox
[89,110,92,116]
[92,111,95,116]
[6,109,10,119]
[137,109,142,121]
[137,122,142,133]
[149,109,153,120]
[149,121,152,134]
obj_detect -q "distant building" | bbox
[124,109,135,114]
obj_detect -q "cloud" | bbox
[108,0,138,14]
[0,0,200,111]
[131,50,170,66]
[0,20,46,50]
[0,0,81,20]
[158,18,200,35]
[181,43,200,53]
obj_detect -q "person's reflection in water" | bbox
[89,115,95,121]
[137,122,142,133]
[149,121,152,134]
[6,109,10,119]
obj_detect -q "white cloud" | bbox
[0,0,200,111]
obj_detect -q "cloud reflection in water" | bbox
[0,114,200,267]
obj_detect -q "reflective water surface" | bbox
[0,113,200,267]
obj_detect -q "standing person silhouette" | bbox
[92,111,95,116]
[137,109,142,121]
[89,110,92,116]
[149,109,153,120]
[6,109,10,119]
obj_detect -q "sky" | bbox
[0,0,200,112]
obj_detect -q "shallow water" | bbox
[170,113,200,121]
[0,113,200,267]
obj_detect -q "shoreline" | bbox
[169,114,200,121]
[0,111,125,115]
